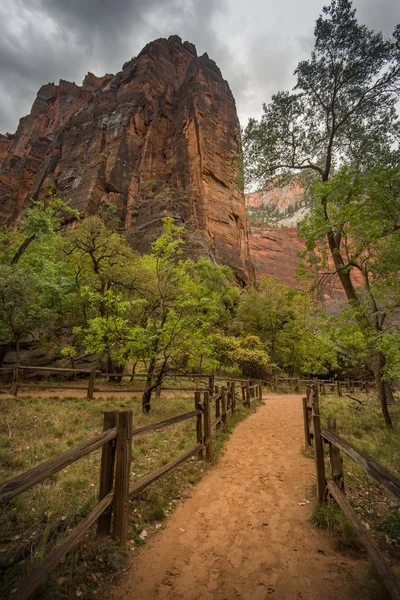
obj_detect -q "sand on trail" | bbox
[113,394,366,600]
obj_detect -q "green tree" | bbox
[62,215,139,373]
[0,194,77,365]
[74,218,239,412]
[301,166,400,410]
[243,0,400,425]
[0,265,58,364]
[237,278,337,376]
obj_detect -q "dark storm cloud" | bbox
[1,0,399,134]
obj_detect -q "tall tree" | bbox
[243,0,400,425]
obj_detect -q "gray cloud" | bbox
[1,0,399,134]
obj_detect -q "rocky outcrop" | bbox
[249,225,364,313]
[0,36,252,284]
[246,182,308,228]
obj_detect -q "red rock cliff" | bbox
[0,36,252,284]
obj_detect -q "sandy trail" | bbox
[113,395,366,600]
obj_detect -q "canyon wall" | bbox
[0,36,252,284]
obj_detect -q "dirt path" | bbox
[113,395,366,600]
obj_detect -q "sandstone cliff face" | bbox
[0,36,252,284]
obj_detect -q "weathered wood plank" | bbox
[113,411,132,542]
[302,397,311,447]
[195,392,204,461]
[327,418,344,492]
[0,428,117,504]
[17,365,98,373]
[129,443,203,497]
[211,415,223,430]
[221,386,227,427]
[312,391,326,503]
[87,369,96,399]
[131,410,201,439]
[327,480,400,600]
[97,411,118,535]
[203,391,212,462]
[322,427,400,504]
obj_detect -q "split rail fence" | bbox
[303,384,400,600]
[0,365,264,399]
[271,375,374,395]
[0,378,263,599]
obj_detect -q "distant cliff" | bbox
[0,36,252,284]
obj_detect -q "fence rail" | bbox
[303,383,400,600]
[1,377,263,599]
[0,364,377,398]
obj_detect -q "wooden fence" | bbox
[0,379,263,599]
[0,365,264,398]
[272,375,373,395]
[303,384,400,600]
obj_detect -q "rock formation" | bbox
[0,36,252,284]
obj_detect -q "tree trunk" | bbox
[107,354,118,383]
[371,350,393,428]
[384,382,395,405]
[325,225,393,427]
[130,362,137,383]
[142,356,156,413]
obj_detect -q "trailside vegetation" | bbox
[243,0,400,425]
[0,195,354,411]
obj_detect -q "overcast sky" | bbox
[1,0,399,134]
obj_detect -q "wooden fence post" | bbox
[231,382,236,414]
[194,391,204,461]
[113,410,132,543]
[87,369,96,399]
[295,377,300,393]
[327,417,344,492]
[302,397,311,447]
[11,365,19,396]
[312,392,326,503]
[221,386,227,427]
[216,391,221,431]
[245,380,251,408]
[97,411,118,535]
[258,379,263,400]
[209,373,215,395]
[241,384,246,406]
[203,391,212,462]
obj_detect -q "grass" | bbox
[311,500,360,551]
[312,393,400,559]
[0,389,258,599]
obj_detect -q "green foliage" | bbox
[237,278,337,375]
[211,333,272,377]
[0,265,57,350]
[300,166,400,381]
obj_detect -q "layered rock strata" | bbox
[0,36,252,283]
